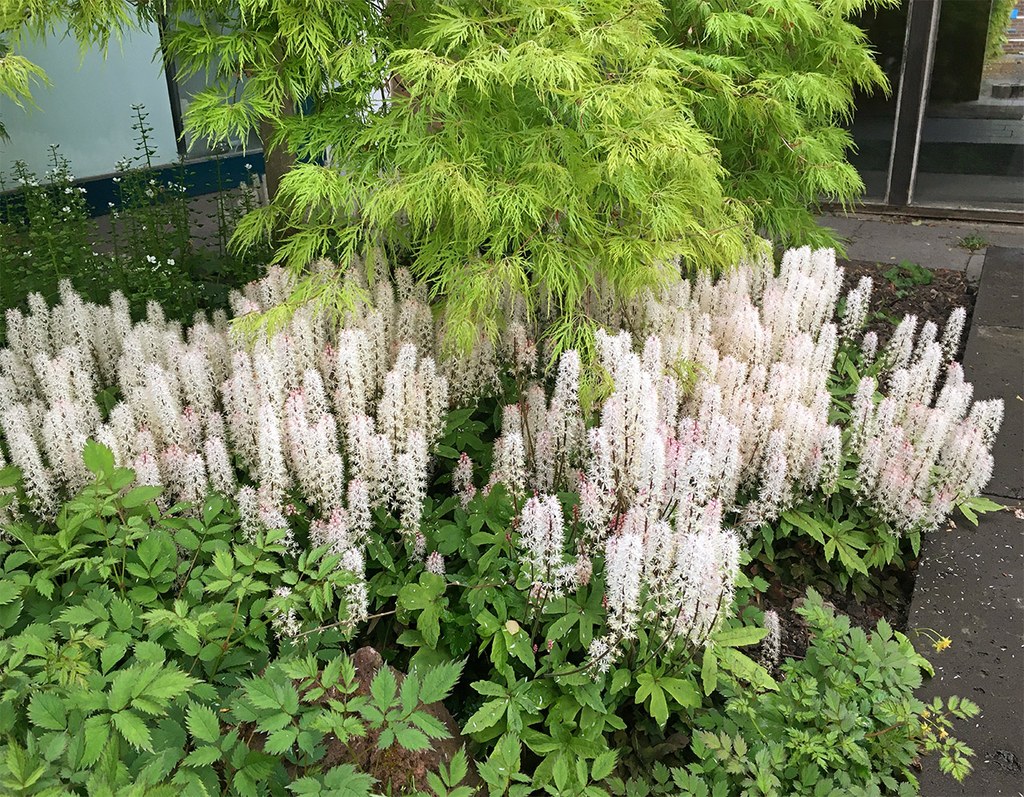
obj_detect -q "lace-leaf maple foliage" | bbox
[660,0,900,248]
[243,0,756,355]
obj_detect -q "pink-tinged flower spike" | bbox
[860,331,878,365]
[309,508,351,554]
[454,452,477,507]
[333,329,369,428]
[941,307,966,361]
[396,429,429,540]
[604,529,643,639]
[840,277,873,340]
[967,399,1004,447]
[347,479,372,541]
[935,363,973,422]
[759,610,781,670]
[585,634,620,676]
[257,402,290,504]
[491,431,527,499]
[270,586,301,640]
[672,519,740,645]
[132,449,163,495]
[849,376,877,453]
[425,551,445,576]
[236,486,261,543]
[885,314,917,372]
[518,494,567,597]
[742,430,789,526]
[1,405,56,517]
[204,435,236,495]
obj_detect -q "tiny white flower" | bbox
[61,206,70,213]
[166,258,175,266]
[146,255,157,264]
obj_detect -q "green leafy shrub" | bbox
[0,113,268,339]
[609,589,978,796]
[0,446,467,796]
[660,0,898,248]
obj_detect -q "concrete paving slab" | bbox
[816,213,1024,273]
[972,247,1024,330]
[962,324,1024,500]
[908,500,1024,796]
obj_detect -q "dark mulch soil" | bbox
[759,564,917,666]
[755,260,976,665]
[840,259,975,359]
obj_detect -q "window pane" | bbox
[848,3,909,202]
[913,0,1024,210]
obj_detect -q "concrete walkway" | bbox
[816,212,1024,283]
[906,246,1024,796]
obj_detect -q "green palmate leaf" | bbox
[661,677,701,710]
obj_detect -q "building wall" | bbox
[0,29,179,180]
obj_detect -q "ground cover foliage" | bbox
[0,244,1000,795]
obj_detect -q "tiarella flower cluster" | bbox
[0,246,1002,654]
[634,247,847,526]
[0,268,450,626]
[497,329,743,673]
[850,312,1001,532]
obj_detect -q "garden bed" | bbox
[841,259,976,354]
[757,260,977,662]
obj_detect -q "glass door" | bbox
[913,0,1023,210]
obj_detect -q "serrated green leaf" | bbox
[462,699,506,735]
[369,666,397,711]
[418,659,464,704]
[83,440,115,477]
[715,626,768,648]
[591,749,617,781]
[186,702,221,744]
[112,709,153,751]
[28,693,66,731]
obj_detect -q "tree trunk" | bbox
[258,97,296,202]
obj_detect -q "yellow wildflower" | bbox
[933,636,952,652]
